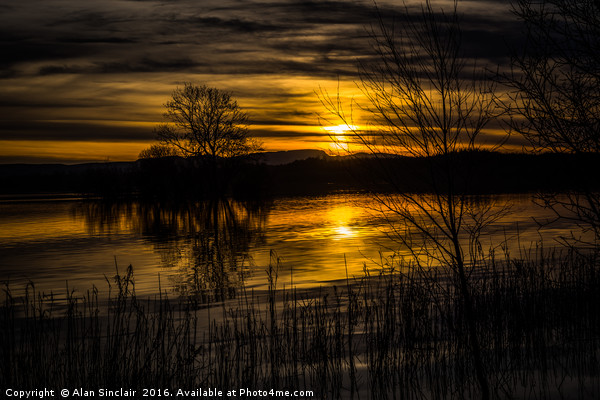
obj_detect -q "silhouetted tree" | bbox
[155,83,261,159]
[320,1,502,398]
[507,0,600,241]
[138,144,180,159]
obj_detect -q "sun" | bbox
[323,124,358,135]
[334,225,355,238]
[324,124,358,153]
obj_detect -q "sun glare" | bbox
[324,124,358,135]
[334,225,356,238]
[324,125,359,153]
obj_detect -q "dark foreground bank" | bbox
[2,248,600,399]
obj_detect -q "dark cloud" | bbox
[59,37,138,44]
[0,35,92,69]
[254,0,380,24]
[0,98,113,109]
[0,120,153,142]
[251,128,328,139]
[38,57,205,75]
[0,0,517,78]
[183,16,289,33]
[0,0,522,161]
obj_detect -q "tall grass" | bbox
[2,250,600,399]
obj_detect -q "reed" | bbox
[1,249,599,399]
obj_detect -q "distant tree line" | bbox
[2,151,600,199]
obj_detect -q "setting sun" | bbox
[324,125,359,153]
[324,124,358,135]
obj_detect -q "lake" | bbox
[0,193,589,300]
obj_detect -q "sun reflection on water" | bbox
[2,194,590,295]
[334,225,355,239]
[327,203,359,240]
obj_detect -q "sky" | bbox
[0,0,521,164]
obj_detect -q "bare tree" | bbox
[507,0,600,241]
[138,144,180,159]
[320,1,503,398]
[155,83,261,159]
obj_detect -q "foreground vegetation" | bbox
[1,249,599,399]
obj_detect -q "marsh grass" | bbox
[2,250,600,399]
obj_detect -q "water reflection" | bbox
[329,204,359,239]
[75,198,271,299]
[0,193,593,299]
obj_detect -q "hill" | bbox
[0,150,599,198]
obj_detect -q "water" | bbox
[0,193,590,299]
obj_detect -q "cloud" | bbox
[0,120,154,142]
[38,58,205,75]
[0,0,523,162]
[1,0,517,78]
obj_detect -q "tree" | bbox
[320,1,502,398]
[138,144,180,159]
[507,0,600,241]
[155,83,260,159]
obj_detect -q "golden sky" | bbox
[0,0,521,163]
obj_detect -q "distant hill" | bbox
[248,149,328,165]
[0,150,333,197]
[1,150,599,198]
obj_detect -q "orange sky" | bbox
[0,0,521,163]
[0,75,368,162]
